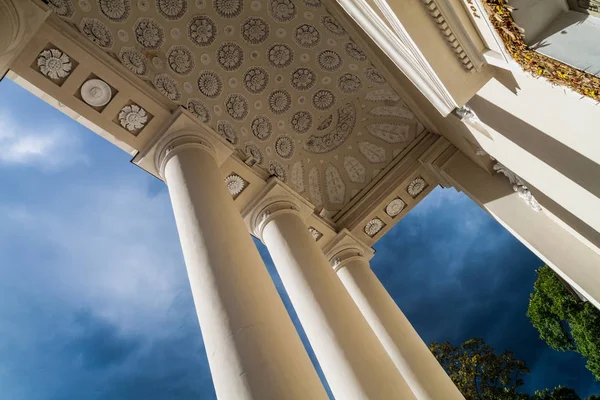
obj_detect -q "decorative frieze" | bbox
[364,217,385,237]
[308,226,323,241]
[118,104,148,132]
[37,48,72,81]
[224,173,247,199]
[80,78,112,107]
[385,198,406,218]
[407,177,428,198]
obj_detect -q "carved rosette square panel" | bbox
[406,177,428,198]
[385,197,406,218]
[364,217,385,238]
[51,0,428,214]
[224,173,248,199]
[308,226,323,241]
[33,46,77,86]
[116,103,152,136]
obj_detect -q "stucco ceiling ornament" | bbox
[407,177,427,198]
[364,67,386,85]
[338,73,362,93]
[187,98,210,123]
[214,0,243,18]
[217,42,244,71]
[293,24,320,48]
[312,89,335,110]
[308,227,323,241]
[225,93,249,120]
[241,17,270,44]
[317,115,332,131]
[275,135,295,159]
[321,16,345,36]
[364,217,385,237]
[153,73,181,101]
[197,70,223,98]
[308,167,323,207]
[251,115,272,140]
[37,49,73,81]
[303,0,322,7]
[318,50,342,72]
[79,0,91,11]
[268,90,292,114]
[48,0,75,18]
[269,161,287,181]
[98,0,131,22]
[325,164,345,204]
[493,162,542,212]
[244,142,263,165]
[243,67,269,94]
[188,15,217,47]
[269,0,297,22]
[157,0,187,20]
[291,68,316,91]
[134,18,164,49]
[344,42,366,61]
[370,106,414,119]
[291,110,312,133]
[290,161,305,192]
[344,156,366,183]
[167,46,195,75]
[385,198,405,217]
[305,102,356,154]
[224,174,246,197]
[268,44,293,68]
[217,121,238,144]
[358,141,386,164]
[137,0,149,11]
[367,123,409,144]
[365,89,400,102]
[118,104,148,131]
[81,78,112,107]
[79,18,114,49]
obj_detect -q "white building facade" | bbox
[1,0,598,398]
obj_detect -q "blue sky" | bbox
[0,77,598,399]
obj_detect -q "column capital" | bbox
[135,107,234,179]
[244,178,316,238]
[155,133,216,179]
[324,229,374,271]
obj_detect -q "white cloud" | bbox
[0,111,88,170]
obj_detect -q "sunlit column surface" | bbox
[326,236,465,400]
[253,200,417,400]
[157,134,328,400]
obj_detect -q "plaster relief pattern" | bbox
[53,0,427,212]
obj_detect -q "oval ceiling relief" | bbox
[56,0,426,213]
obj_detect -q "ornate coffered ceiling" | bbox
[45,0,427,214]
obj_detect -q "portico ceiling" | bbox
[45,0,426,214]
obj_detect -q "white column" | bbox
[328,244,464,400]
[253,200,417,400]
[156,135,328,400]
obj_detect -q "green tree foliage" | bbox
[532,386,580,400]
[527,266,600,379]
[429,338,530,399]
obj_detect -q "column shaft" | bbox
[163,146,327,400]
[335,256,464,400]
[260,210,416,400]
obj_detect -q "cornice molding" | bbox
[336,0,458,116]
[420,0,486,72]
